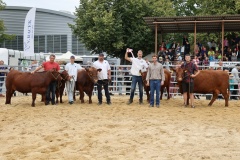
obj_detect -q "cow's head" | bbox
[85,67,102,84]
[61,70,69,81]
[140,71,148,85]
[173,67,185,82]
[50,69,62,81]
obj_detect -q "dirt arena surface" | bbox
[0,95,240,160]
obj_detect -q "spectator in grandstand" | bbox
[226,48,232,61]
[232,49,237,61]
[177,53,182,62]
[184,41,190,57]
[163,57,171,71]
[208,48,215,62]
[28,60,38,72]
[217,61,224,70]
[231,34,240,47]
[194,44,199,56]
[229,74,235,100]
[158,57,163,64]
[224,37,229,51]
[202,57,210,69]
[145,58,151,65]
[192,56,200,66]
[182,35,188,47]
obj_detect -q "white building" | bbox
[0,6,90,55]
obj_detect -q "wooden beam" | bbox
[222,22,224,61]
[194,21,197,55]
[153,20,240,24]
[155,23,158,55]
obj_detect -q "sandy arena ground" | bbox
[0,94,240,160]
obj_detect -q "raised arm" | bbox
[125,48,132,62]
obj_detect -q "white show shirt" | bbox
[93,60,110,80]
[130,57,148,76]
[65,63,82,81]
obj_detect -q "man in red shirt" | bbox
[32,54,60,105]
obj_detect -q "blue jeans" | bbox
[150,80,161,105]
[130,76,143,100]
[46,81,57,104]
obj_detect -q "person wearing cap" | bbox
[125,48,148,105]
[93,53,111,105]
[65,56,83,104]
[31,54,60,105]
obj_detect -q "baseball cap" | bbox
[70,55,75,59]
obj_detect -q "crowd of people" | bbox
[157,35,240,67]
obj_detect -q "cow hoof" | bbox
[31,105,35,107]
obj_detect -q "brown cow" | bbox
[175,68,229,106]
[141,69,171,102]
[56,70,69,103]
[5,70,62,107]
[75,67,101,103]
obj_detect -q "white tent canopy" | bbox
[45,51,83,62]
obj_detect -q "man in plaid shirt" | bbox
[181,54,200,108]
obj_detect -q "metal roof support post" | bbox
[194,21,197,56]
[222,21,224,61]
[155,23,158,55]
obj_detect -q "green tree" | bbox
[0,0,15,46]
[70,0,175,58]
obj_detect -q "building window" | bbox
[39,36,45,53]
[61,35,67,53]
[34,36,39,53]
[72,35,89,55]
[47,35,54,53]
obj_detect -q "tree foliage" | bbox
[70,0,175,57]
[71,0,240,58]
[0,0,15,45]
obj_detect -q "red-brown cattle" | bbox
[175,68,229,106]
[5,70,62,107]
[75,67,101,103]
[141,69,171,102]
[56,70,69,103]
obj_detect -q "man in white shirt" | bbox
[65,56,83,104]
[125,48,148,105]
[93,53,111,105]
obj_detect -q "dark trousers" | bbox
[0,77,4,94]
[46,81,57,104]
[97,80,111,103]
[232,85,239,99]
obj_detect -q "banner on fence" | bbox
[210,61,240,67]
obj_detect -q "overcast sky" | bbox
[4,0,80,13]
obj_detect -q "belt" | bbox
[150,79,161,80]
